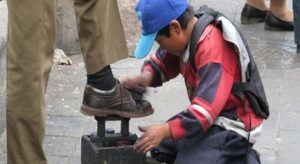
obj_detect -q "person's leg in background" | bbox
[265,0,294,31]
[245,0,268,11]
[269,0,293,22]
[74,0,153,118]
[6,0,56,163]
[293,0,300,52]
[241,0,294,31]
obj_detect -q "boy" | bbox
[122,0,265,163]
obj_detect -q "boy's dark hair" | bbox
[157,6,195,37]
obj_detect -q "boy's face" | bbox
[155,20,188,56]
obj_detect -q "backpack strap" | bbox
[189,6,269,119]
[232,83,255,93]
[232,83,254,109]
[189,6,219,70]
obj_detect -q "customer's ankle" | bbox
[87,65,116,90]
[245,1,267,11]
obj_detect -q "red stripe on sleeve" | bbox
[168,118,186,141]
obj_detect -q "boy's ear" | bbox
[169,20,181,34]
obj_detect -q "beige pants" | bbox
[6,0,128,163]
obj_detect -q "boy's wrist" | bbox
[162,123,172,140]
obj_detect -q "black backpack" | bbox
[189,5,269,119]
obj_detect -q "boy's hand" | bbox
[127,85,146,101]
[121,71,153,89]
[134,123,171,154]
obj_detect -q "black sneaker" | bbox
[241,4,267,24]
[81,81,154,118]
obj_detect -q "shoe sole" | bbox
[241,16,265,24]
[80,104,154,118]
[265,23,294,31]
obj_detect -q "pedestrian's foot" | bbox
[270,8,293,23]
[241,4,267,24]
[265,12,294,31]
[81,80,153,118]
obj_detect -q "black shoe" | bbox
[297,45,300,53]
[81,81,154,118]
[265,12,294,31]
[241,4,267,24]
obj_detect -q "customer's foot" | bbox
[81,81,154,118]
[265,12,294,31]
[241,4,267,24]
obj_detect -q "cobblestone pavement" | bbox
[1,0,300,164]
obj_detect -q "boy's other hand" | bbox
[134,123,171,154]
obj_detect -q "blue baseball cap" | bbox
[134,0,189,59]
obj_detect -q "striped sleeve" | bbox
[141,47,181,87]
[168,62,236,141]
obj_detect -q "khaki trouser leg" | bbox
[6,0,56,163]
[74,0,128,75]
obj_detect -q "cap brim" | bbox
[134,32,157,59]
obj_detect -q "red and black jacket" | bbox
[142,24,263,141]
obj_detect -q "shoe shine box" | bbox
[81,133,146,164]
[81,116,146,164]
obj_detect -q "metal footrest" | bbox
[95,115,131,138]
[81,115,146,164]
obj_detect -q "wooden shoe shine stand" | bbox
[81,115,146,164]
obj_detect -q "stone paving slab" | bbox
[44,136,78,157]
[279,131,300,163]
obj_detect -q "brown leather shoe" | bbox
[81,81,154,118]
